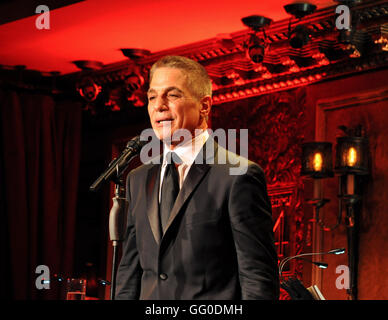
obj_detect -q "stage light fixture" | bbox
[120,48,151,60]
[241,15,272,64]
[245,33,266,64]
[119,48,151,107]
[284,2,317,19]
[284,2,317,49]
[289,24,313,49]
[334,0,366,57]
[72,60,104,71]
[334,0,362,5]
[76,76,101,102]
[71,60,104,113]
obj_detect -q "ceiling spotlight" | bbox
[76,76,101,102]
[124,73,144,92]
[245,33,266,64]
[334,0,362,6]
[119,49,148,92]
[120,48,151,60]
[241,15,272,32]
[119,48,150,107]
[289,24,313,49]
[241,15,272,64]
[124,72,147,107]
[72,60,103,112]
[72,60,104,71]
[334,0,366,58]
[284,2,317,49]
[284,2,317,19]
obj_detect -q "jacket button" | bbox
[159,273,168,280]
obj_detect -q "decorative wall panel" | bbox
[210,88,307,286]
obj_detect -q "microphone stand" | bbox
[108,175,128,300]
[89,136,146,300]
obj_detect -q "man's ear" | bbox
[200,95,212,118]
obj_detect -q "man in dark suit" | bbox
[115,55,279,300]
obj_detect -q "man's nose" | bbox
[152,96,169,112]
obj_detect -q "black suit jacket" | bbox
[115,137,279,300]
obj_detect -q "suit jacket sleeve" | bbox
[228,163,279,300]
[115,173,142,300]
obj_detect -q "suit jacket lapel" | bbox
[146,162,162,245]
[163,138,218,235]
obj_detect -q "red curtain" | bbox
[0,88,82,299]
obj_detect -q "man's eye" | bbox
[168,93,179,98]
[148,96,156,101]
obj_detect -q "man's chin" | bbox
[153,132,172,146]
[154,130,171,142]
[155,129,194,147]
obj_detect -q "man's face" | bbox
[147,67,209,146]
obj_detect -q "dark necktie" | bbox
[160,152,181,233]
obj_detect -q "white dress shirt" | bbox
[159,129,210,202]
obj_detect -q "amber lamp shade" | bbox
[301,142,334,179]
[335,136,368,175]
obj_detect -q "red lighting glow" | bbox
[0,0,336,74]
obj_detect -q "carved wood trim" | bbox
[210,87,307,284]
[268,183,304,280]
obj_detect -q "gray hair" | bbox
[149,55,212,100]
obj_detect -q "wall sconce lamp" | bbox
[301,141,334,179]
[241,15,272,64]
[334,130,368,300]
[335,134,369,213]
[301,142,336,231]
[284,2,317,49]
[301,125,369,300]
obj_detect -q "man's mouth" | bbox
[156,119,174,124]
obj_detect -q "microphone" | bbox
[279,248,345,300]
[279,247,345,279]
[89,135,148,192]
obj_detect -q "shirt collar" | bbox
[163,129,210,166]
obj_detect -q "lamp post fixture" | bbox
[301,125,369,300]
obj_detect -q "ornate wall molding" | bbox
[55,0,388,111]
[1,1,386,110]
